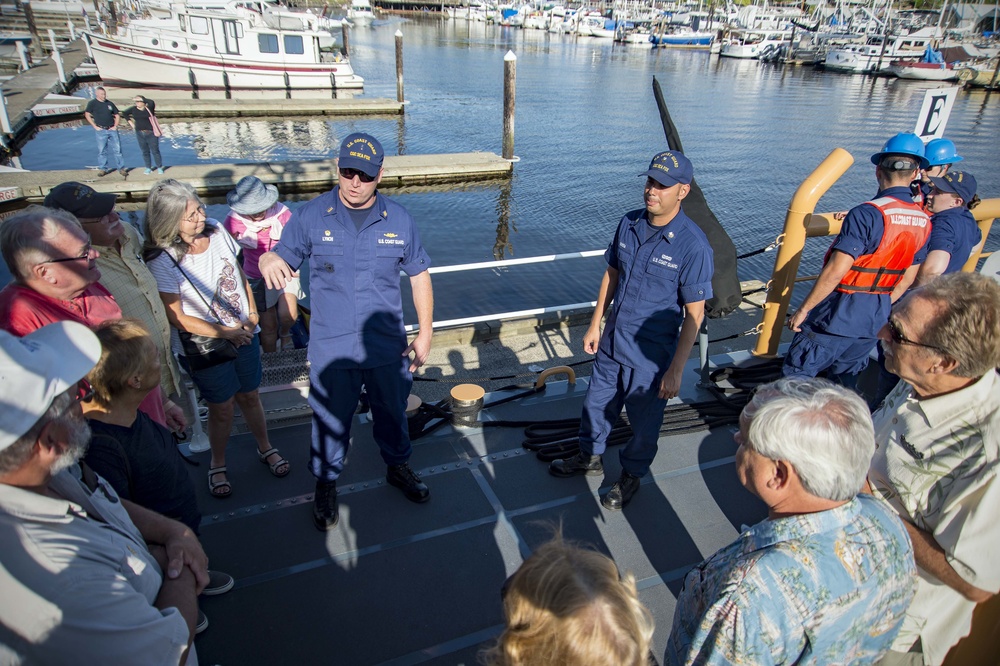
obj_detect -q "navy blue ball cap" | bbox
[338,133,384,179]
[43,181,117,218]
[929,171,977,204]
[640,150,693,187]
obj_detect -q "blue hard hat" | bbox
[870,132,929,169]
[923,138,964,167]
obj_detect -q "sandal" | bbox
[258,447,290,477]
[208,466,232,498]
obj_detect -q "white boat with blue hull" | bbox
[86,3,363,90]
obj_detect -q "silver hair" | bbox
[745,377,874,502]
[0,206,85,282]
[142,178,211,260]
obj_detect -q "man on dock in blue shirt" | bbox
[783,133,931,388]
[549,150,714,510]
[257,133,435,531]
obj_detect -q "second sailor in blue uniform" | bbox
[258,133,435,531]
[550,150,714,510]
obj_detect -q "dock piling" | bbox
[47,28,57,55]
[502,50,516,160]
[15,41,29,72]
[341,23,350,57]
[53,47,67,91]
[21,1,44,58]
[0,92,12,135]
[395,29,404,103]
[68,19,76,41]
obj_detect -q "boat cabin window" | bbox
[283,35,304,55]
[259,33,279,53]
[189,16,210,35]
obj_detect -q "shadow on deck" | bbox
[187,353,768,665]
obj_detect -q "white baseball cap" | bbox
[0,321,102,452]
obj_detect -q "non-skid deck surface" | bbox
[189,372,767,665]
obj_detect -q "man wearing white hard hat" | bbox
[0,321,205,665]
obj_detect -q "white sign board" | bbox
[914,87,960,142]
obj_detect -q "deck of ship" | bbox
[185,348,768,665]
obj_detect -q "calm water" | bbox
[12,17,1000,321]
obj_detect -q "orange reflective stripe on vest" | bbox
[835,196,931,295]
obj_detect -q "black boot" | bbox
[313,480,339,531]
[601,471,641,510]
[387,463,430,503]
[549,452,604,478]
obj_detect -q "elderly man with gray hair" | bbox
[0,321,205,664]
[869,272,1000,666]
[666,377,916,665]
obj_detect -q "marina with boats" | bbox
[0,1,1000,663]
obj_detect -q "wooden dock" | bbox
[148,98,404,118]
[0,152,513,205]
[0,38,92,143]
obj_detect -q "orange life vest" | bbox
[834,196,931,295]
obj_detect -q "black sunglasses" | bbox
[75,379,95,403]
[41,242,93,265]
[887,318,949,354]
[339,167,376,183]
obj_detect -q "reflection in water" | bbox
[395,114,407,156]
[493,176,515,260]
[165,118,340,161]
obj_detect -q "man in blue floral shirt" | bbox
[666,377,916,665]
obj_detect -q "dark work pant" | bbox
[309,358,413,482]
[135,130,162,168]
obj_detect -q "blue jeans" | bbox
[95,128,123,170]
[135,130,161,169]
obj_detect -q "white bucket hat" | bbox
[0,321,102,452]
[226,176,279,216]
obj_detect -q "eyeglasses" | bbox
[133,99,144,103]
[886,318,949,354]
[75,379,95,404]
[339,168,376,183]
[40,241,94,265]
[78,212,115,226]
[183,205,207,223]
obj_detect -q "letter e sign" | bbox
[914,87,958,142]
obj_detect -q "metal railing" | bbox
[753,147,999,358]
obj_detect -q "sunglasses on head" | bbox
[339,168,376,183]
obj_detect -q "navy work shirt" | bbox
[806,186,929,340]
[927,206,981,275]
[599,207,714,375]
[275,187,431,369]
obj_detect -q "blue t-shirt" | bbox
[806,186,929,340]
[599,207,714,375]
[927,206,981,275]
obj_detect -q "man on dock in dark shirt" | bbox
[549,150,714,511]
[783,132,931,388]
[84,86,126,177]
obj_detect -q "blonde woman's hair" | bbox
[481,534,654,666]
[88,318,155,407]
[142,178,212,260]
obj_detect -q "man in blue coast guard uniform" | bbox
[258,133,434,531]
[783,133,931,390]
[549,150,714,510]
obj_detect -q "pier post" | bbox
[502,50,516,160]
[21,1,44,58]
[395,30,404,103]
[341,23,350,57]
[15,40,29,72]
[53,45,67,91]
[68,19,76,41]
[47,28,58,55]
[0,91,12,135]
[107,1,118,29]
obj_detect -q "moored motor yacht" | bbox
[823,27,937,74]
[86,2,363,90]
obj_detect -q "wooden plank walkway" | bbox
[0,152,513,204]
[145,97,404,118]
[1,37,91,140]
